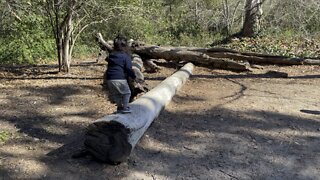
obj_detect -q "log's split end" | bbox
[84,121,132,164]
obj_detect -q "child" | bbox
[106,35,136,113]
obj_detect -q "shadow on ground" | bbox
[0,63,319,179]
[130,106,320,179]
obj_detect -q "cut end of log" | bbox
[84,121,132,164]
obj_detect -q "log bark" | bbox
[96,33,113,53]
[150,46,320,66]
[84,63,194,163]
[96,32,320,70]
[129,54,149,101]
[133,46,251,71]
[144,59,161,73]
[96,33,250,71]
[242,0,263,37]
[202,48,320,65]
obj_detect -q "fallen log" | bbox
[129,54,149,102]
[95,33,249,71]
[144,59,161,73]
[177,47,320,65]
[96,33,113,53]
[96,31,320,67]
[205,51,320,65]
[84,63,194,163]
[133,46,251,71]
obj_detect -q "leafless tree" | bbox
[43,0,119,72]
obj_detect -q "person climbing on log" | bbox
[106,35,136,114]
[95,33,149,101]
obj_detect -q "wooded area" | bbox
[1,0,319,71]
[1,0,320,177]
[0,0,320,177]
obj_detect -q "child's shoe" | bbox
[120,107,132,113]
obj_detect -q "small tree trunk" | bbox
[53,2,62,72]
[55,37,63,72]
[61,7,73,72]
[242,0,263,37]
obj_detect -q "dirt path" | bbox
[0,60,319,179]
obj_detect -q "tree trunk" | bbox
[142,46,320,66]
[185,47,320,65]
[133,46,251,71]
[100,42,320,68]
[55,37,63,72]
[45,0,78,73]
[53,0,62,72]
[95,34,319,70]
[96,33,113,53]
[242,0,263,37]
[144,59,161,73]
[84,63,194,164]
[60,2,74,73]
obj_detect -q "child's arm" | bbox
[125,56,136,80]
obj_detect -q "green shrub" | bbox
[0,15,55,65]
[0,131,11,143]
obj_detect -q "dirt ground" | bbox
[0,59,319,180]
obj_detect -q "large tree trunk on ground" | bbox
[183,47,320,65]
[84,63,194,163]
[137,46,320,66]
[144,59,161,73]
[133,46,251,71]
[95,33,320,71]
[95,33,250,71]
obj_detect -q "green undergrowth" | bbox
[219,33,320,58]
[0,130,11,144]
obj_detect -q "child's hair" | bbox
[113,35,128,52]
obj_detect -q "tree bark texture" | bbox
[96,33,113,53]
[84,63,194,163]
[62,7,73,72]
[134,46,320,66]
[144,59,161,73]
[95,32,248,71]
[133,46,251,71]
[95,32,320,71]
[242,0,263,37]
[186,47,320,65]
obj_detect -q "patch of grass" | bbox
[0,131,11,143]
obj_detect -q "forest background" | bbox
[0,0,319,69]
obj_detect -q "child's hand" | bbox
[134,78,144,84]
